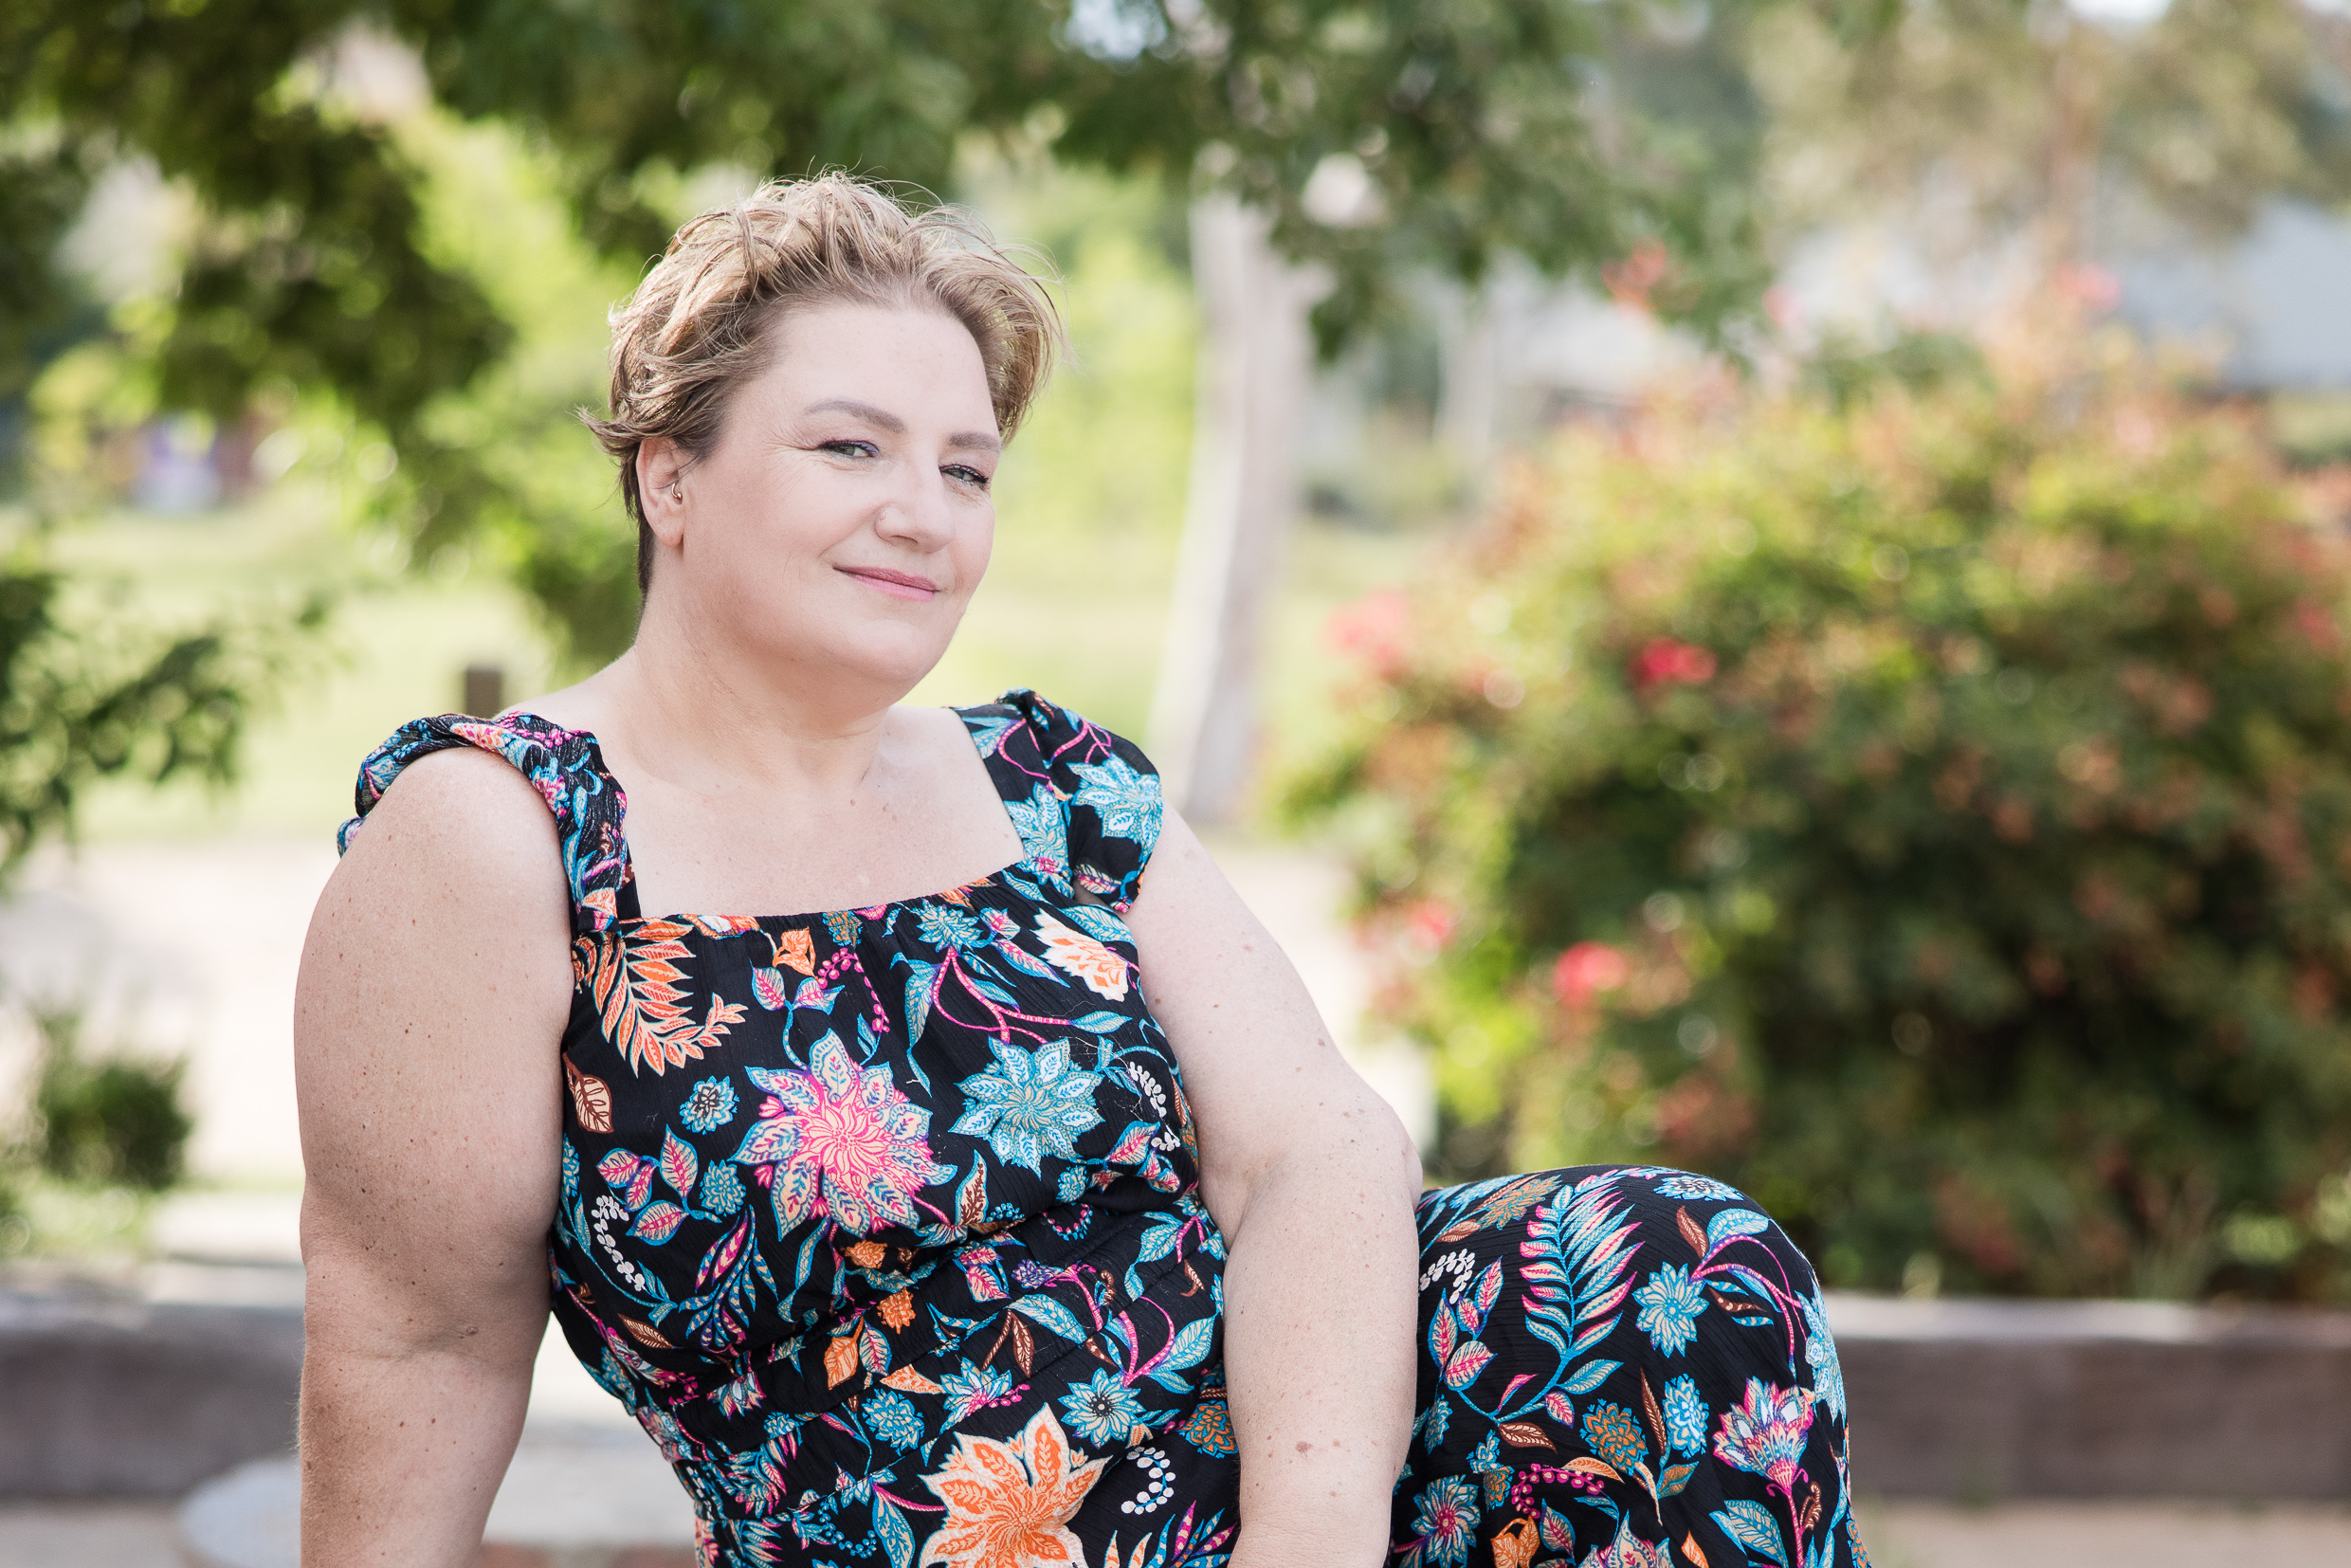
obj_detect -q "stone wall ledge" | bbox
[1824,1290,2351,1501]
[5,1267,2347,1502]
[2,1265,304,1500]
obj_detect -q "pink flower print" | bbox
[731,1034,951,1234]
[1712,1377,1814,1492]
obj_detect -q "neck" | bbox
[599,595,915,801]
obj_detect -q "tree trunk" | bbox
[1147,195,1319,824]
[1437,285,1499,467]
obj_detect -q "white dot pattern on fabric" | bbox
[1118,1445,1175,1515]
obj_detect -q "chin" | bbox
[786,627,957,698]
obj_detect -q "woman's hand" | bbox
[1124,811,1424,1567]
[294,749,575,1565]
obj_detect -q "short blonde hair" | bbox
[585,173,1064,593]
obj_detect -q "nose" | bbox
[873,461,963,554]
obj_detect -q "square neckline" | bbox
[511,703,1045,929]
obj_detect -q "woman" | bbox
[297,175,1866,1568]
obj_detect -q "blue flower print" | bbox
[679,1076,738,1134]
[912,902,984,951]
[1663,1375,1707,1457]
[1654,1173,1745,1203]
[860,1387,924,1449]
[1070,756,1163,859]
[699,1161,745,1215]
[1002,784,1070,884]
[1059,1367,1146,1446]
[1410,1475,1482,1568]
[940,1360,1017,1425]
[951,1038,1103,1173]
[1413,1394,1450,1454]
[1633,1264,1708,1356]
[1801,1290,1847,1420]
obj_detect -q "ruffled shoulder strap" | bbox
[958,689,1164,913]
[339,713,637,933]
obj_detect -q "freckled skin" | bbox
[1124,813,1421,1568]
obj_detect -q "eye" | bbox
[944,464,993,490]
[818,439,878,459]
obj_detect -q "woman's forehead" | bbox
[747,302,996,427]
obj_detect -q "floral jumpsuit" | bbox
[344,690,1866,1568]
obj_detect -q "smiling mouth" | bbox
[836,565,941,601]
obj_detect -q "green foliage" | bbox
[1756,0,2351,248]
[28,1007,191,1192]
[0,539,322,878]
[1292,333,2351,1302]
[4,0,1779,666]
[0,135,107,487]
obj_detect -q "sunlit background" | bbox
[8,2,2351,1558]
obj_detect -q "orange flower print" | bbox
[919,1406,1107,1568]
[1031,913,1129,1000]
[774,926,816,976]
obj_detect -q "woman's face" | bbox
[640,301,1001,700]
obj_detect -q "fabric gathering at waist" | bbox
[552,1181,1225,1442]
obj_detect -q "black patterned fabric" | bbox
[342,693,1866,1568]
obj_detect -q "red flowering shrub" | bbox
[1289,346,2351,1301]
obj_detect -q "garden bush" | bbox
[1290,334,2351,1302]
[30,1006,191,1192]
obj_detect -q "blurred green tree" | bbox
[3,0,1778,674]
[1288,322,2351,1302]
[0,547,321,882]
[1755,0,2351,270]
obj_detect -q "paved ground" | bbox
[1851,1500,2351,1565]
[10,1494,2351,1566]
[0,838,334,1189]
[0,1503,179,1568]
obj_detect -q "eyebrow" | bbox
[804,398,1001,454]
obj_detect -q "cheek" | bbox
[953,508,995,586]
[731,471,858,564]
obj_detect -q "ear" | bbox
[636,437,692,551]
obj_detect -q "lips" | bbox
[836,565,941,600]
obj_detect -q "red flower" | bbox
[2293,600,2340,654]
[1553,941,1629,1007]
[1408,901,1458,950]
[1326,590,1414,679]
[1630,637,1717,691]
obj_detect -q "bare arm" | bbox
[294,749,575,1565]
[1123,811,1423,1568]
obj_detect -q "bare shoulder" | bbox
[333,744,565,908]
[298,741,572,1337]
[302,744,573,1053]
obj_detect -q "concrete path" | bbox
[0,838,334,1187]
[9,1494,2351,1566]
[1855,1500,2351,1564]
